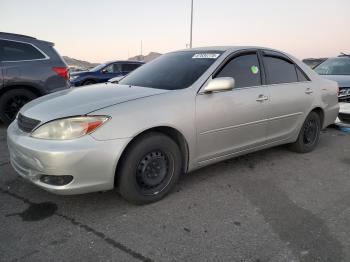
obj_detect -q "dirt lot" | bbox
[0,123,349,262]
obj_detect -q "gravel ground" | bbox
[0,123,349,262]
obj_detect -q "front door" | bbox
[195,52,270,163]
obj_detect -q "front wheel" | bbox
[0,89,37,125]
[289,112,321,153]
[118,132,182,204]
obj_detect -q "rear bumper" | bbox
[323,103,340,128]
[7,121,130,195]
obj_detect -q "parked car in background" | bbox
[69,60,144,86]
[303,58,327,69]
[0,32,70,125]
[338,102,350,123]
[314,54,350,102]
[8,47,339,204]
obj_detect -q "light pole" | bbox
[141,40,143,57]
[189,0,193,48]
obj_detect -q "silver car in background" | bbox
[7,47,339,204]
[314,55,350,102]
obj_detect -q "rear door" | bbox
[260,50,314,142]
[196,51,269,162]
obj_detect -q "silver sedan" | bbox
[7,47,339,204]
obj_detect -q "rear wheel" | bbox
[82,80,96,86]
[0,89,37,125]
[118,132,182,204]
[289,112,321,153]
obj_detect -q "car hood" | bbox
[321,75,350,87]
[19,83,170,123]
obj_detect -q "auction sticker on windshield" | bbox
[192,53,220,59]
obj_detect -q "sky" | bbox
[1,0,349,63]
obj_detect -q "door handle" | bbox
[256,94,268,102]
[305,88,313,94]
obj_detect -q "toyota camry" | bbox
[7,47,339,204]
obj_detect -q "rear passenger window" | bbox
[0,39,46,61]
[215,53,261,88]
[296,67,309,81]
[264,56,298,84]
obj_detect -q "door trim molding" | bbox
[199,112,303,135]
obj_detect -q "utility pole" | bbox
[189,0,193,48]
[141,40,143,57]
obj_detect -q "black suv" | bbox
[0,32,70,124]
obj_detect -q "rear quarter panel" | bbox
[289,54,339,128]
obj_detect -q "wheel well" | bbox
[114,126,190,186]
[0,85,42,98]
[83,79,96,84]
[311,107,325,127]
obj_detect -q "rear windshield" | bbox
[314,58,350,75]
[119,51,223,90]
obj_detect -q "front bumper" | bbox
[7,121,130,195]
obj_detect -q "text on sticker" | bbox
[192,53,220,59]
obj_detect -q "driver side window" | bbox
[103,64,114,73]
[215,53,262,88]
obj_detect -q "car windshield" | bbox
[89,63,107,72]
[119,51,223,90]
[314,58,350,75]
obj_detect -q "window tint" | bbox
[0,39,46,61]
[264,56,298,84]
[120,51,223,90]
[296,67,309,81]
[122,63,140,72]
[113,64,122,72]
[215,53,261,88]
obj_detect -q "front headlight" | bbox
[31,116,110,140]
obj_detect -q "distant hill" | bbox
[63,52,161,71]
[62,56,99,70]
[129,52,161,63]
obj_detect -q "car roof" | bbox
[176,46,280,53]
[0,32,54,46]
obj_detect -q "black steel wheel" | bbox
[118,132,182,204]
[136,150,174,195]
[303,118,319,146]
[289,111,321,153]
[0,89,37,125]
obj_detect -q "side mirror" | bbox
[203,77,235,93]
[101,69,108,74]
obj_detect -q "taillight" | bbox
[52,67,69,80]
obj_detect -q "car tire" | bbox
[0,89,37,125]
[82,80,96,86]
[118,132,182,205]
[289,111,321,153]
